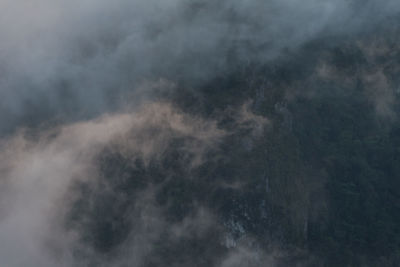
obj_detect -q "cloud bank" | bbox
[1,0,399,133]
[1,0,400,266]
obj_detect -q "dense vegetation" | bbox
[67,22,400,267]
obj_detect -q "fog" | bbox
[0,0,400,266]
[1,0,398,133]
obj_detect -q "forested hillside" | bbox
[1,1,400,266]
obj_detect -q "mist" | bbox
[1,0,398,133]
[1,0,400,266]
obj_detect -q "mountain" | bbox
[1,1,400,266]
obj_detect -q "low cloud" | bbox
[0,101,228,266]
[1,0,399,133]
